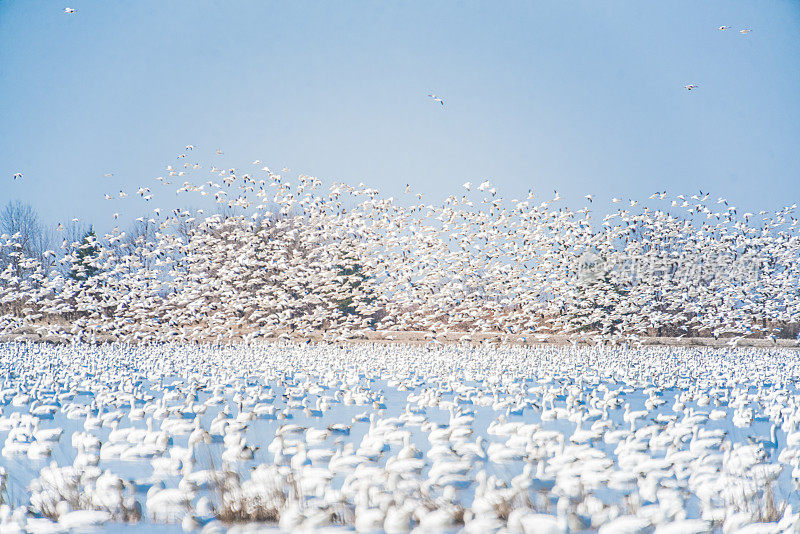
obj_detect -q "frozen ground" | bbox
[0,342,797,533]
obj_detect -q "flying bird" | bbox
[12,173,22,180]
[685,84,699,91]
[428,94,445,106]
[718,26,730,31]
[740,29,752,34]
[64,7,75,14]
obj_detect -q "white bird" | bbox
[428,93,445,106]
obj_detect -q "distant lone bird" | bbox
[12,173,22,180]
[718,26,729,31]
[685,84,699,91]
[739,28,752,34]
[64,7,75,14]
[428,94,445,106]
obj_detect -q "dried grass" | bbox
[493,492,533,521]
[725,477,787,525]
[208,465,290,525]
[29,469,141,522]
[753,483,786,523]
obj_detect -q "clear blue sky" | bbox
[1,1,799,231]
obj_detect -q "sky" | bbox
[1,1,799,232]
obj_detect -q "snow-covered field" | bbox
[0,342,798,533]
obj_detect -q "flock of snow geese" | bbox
[0,342,797,533]
[2,151,799,344]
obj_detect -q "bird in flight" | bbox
[685,84,699,91]
[428,94,445,106]
[12,173,22,180]
[718,26,730,31]
[740,29,752,34]
[64,7,76,14]
[216,149,224,155]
